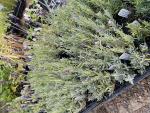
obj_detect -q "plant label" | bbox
[119,53,130,60]
[0,4,4,11]
[118,9,131,18]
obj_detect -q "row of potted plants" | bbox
[10,0,150,113]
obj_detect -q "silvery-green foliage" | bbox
[12,0,150,113]
[132,0,150,16]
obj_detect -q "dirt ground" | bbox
[89,76,150,113]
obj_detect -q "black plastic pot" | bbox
[79,69,150,113]
[10,0,27,35]
[145,36,150,51]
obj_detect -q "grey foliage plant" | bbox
[10,0,150,113]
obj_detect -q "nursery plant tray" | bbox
[79,69,150,113]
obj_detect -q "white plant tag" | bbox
[131,20,140,26]
[118,9,131,18]
[0,4,4,11]
[119,53,130,60]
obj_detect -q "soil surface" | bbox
[88,75,150,113]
